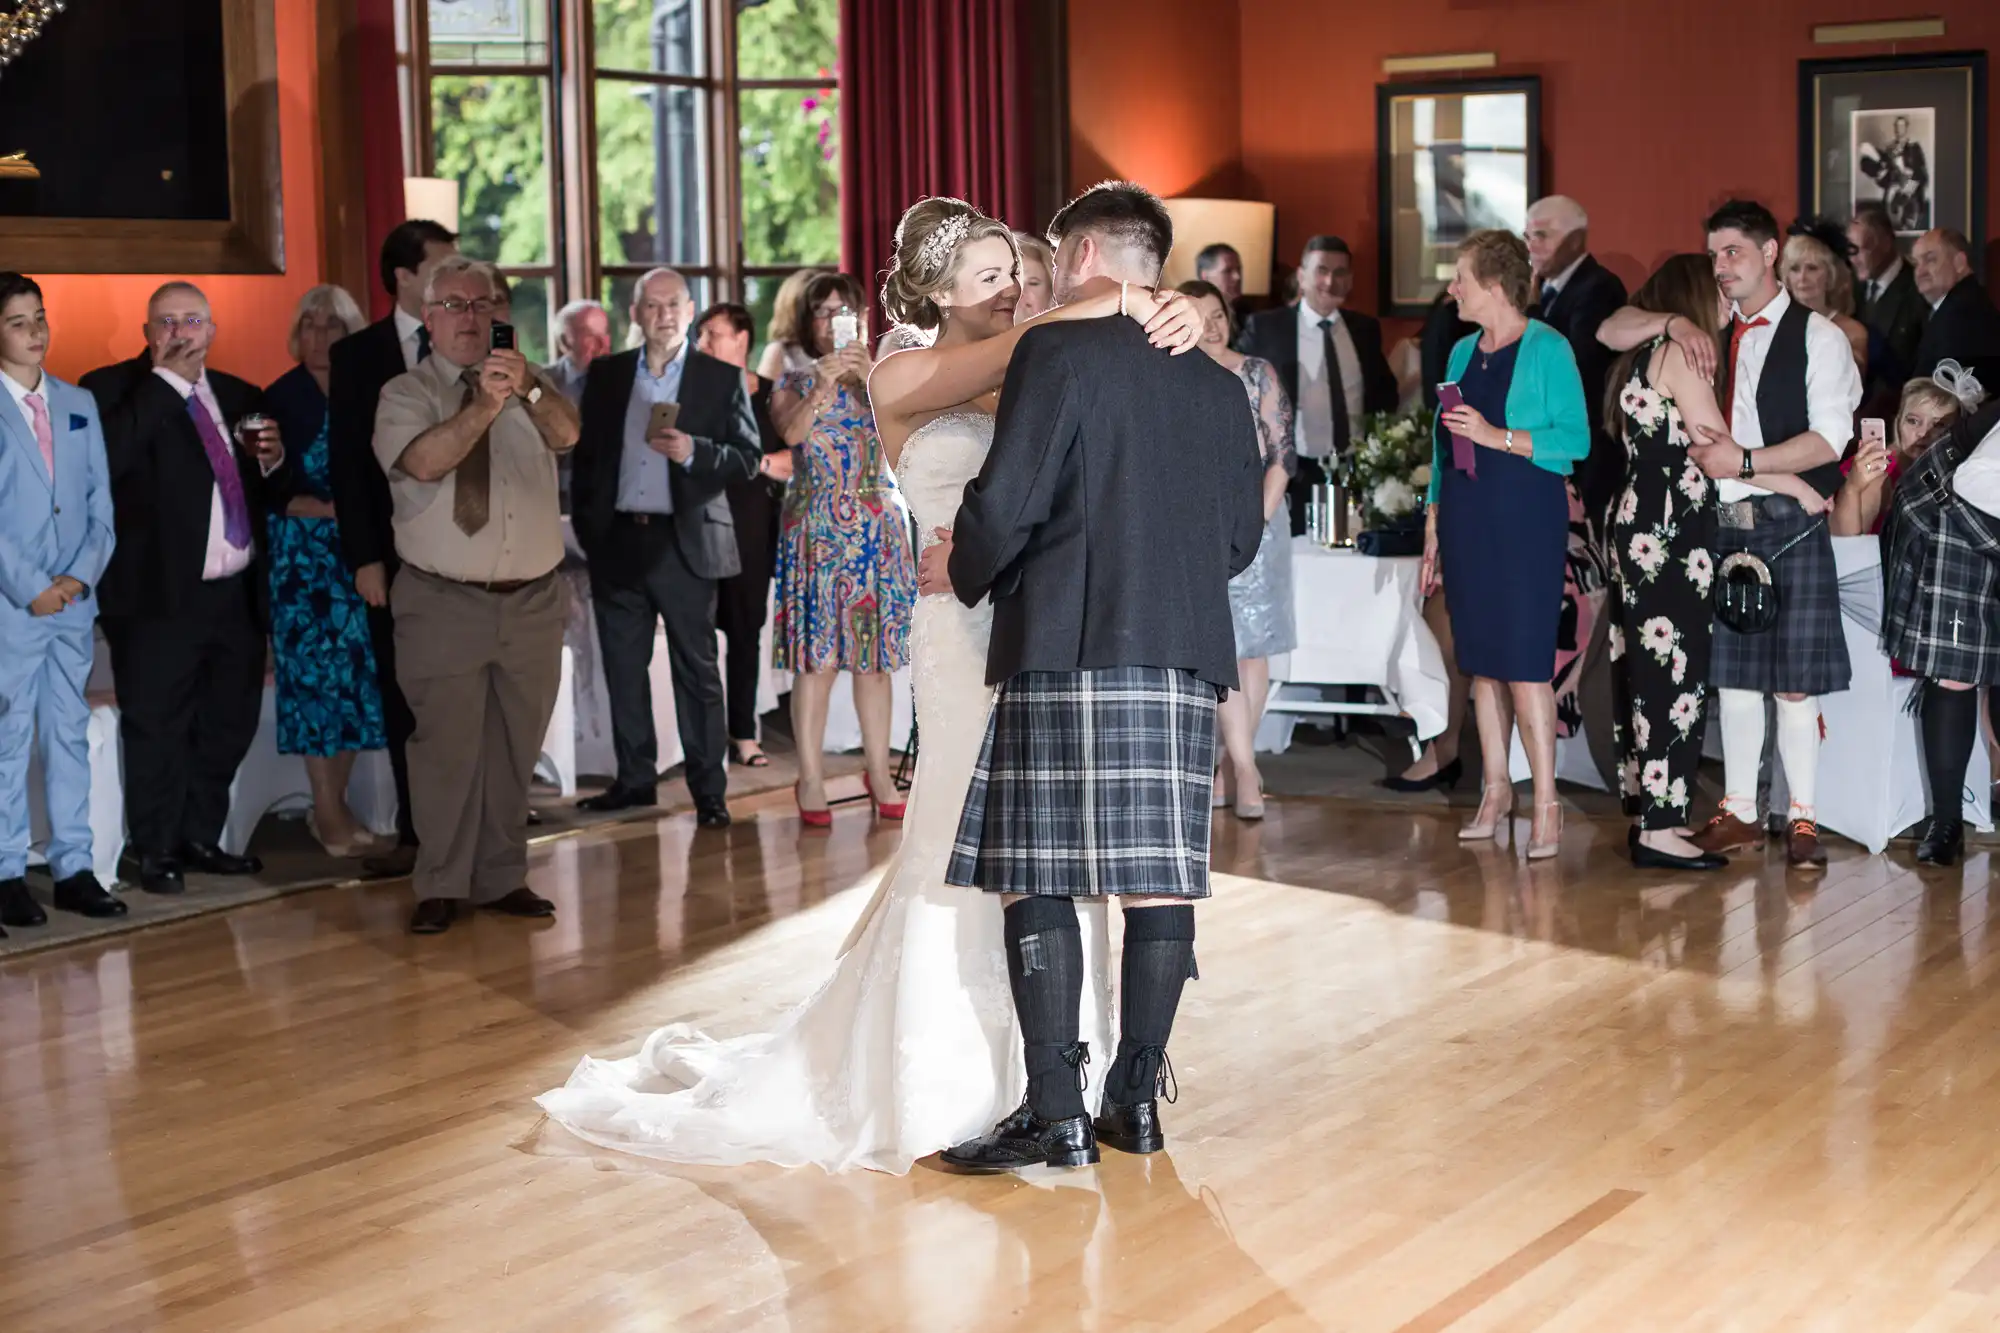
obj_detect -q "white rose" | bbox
[1371,478,1417,518]
[1411,463,1433,488]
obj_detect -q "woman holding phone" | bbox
[770,272,918,826]
[1421,230,1591,859]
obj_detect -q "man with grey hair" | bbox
[545,299,612,405]
[570,266,760,826]
[373,256,580,935]
[1524,194,1627,521]
[82,281,292,896]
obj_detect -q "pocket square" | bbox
[69,413,88,431]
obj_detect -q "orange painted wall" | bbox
[1237,0,2000,313]
[1069,0,2000,316]
[1067,0,1244,199]
[39,0,327,389]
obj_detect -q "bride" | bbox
[536,197,1202,1173]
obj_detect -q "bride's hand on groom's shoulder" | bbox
[1132,288,1204,356]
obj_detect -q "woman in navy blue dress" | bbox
[265,286,388,859]
[1421,232,1591,859]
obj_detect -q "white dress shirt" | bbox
[2,365,45,457]
[1293,300,1364,460]
[1717,289,1863,501]
[1952,415,2000,517]
[152,365,258,580]
[1863,258,1905,308]
[394,305,426,372]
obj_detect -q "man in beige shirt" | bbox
[373,256,580,935]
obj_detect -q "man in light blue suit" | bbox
[0,273,128,932]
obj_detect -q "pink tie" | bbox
[24,391,53,479]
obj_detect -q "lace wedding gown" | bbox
[536,412,1115,1174]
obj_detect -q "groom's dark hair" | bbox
[1048,181,1174,279]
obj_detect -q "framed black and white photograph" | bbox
[1852,108,1934,233]
[1377,77,1541,319]
[1801,52,1985,246]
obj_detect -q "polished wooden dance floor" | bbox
[7,791,2000,1331]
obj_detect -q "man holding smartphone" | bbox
[570,267,761,827]
[373,256,579,935]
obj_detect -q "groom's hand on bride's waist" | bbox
[917,528,955,597]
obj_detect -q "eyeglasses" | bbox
[153,315,208,333]
[430,298,497,316]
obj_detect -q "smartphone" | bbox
[648,401,681,434]
[1436,382,1466,416]
[1860,417,1887,449]
[490,320,516,352]
[832,309,858,351]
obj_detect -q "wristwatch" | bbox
[1739,448,1756,480]
[523,383,544,405]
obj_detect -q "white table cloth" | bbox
[1257,542,1450,753]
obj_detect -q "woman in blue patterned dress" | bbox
[771,272,918,825]
[264,285,388,858]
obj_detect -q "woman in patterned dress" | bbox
[263,285,389,858]
[1605,256,1824,869]
[1179,279,1295,819]
[771,272,918,824]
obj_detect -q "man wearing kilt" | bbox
[1685,201,1863,868]
[919,183,1265,1174]
[1882,395,2000,865]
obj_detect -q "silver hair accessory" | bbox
[914,212,974,275]
[1933,358,1988,412]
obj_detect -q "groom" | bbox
[919,182,1265,1173]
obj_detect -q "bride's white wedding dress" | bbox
[536,411,1115,1174]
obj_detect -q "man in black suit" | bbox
[571,267,761,826]
[1912,227,2000,387]
[920,182,1263,1174]
[1849,204,1927,380]
[326,219,457,877]
[1236,235,1397,534]
[1524,195,1629,524]
[83,283,293,896]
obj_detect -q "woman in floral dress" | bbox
[771,272,918,824]
[1608,257,1831,869]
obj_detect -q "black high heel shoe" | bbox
[1383,757,1463,793]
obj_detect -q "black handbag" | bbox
[1712,516,1825,635]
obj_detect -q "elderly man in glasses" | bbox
[371,255,580,935]
[81,281,293,897]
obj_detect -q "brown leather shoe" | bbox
[1691,807,1765,854]
[1786,819,1829,869]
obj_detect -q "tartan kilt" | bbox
[1881,507,2000,682]
[944,666,1220,899]
[1710,496,1851,696]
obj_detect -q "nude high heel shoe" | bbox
[1458,783,1515,842]
[1527,802,1564,860]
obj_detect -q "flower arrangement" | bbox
[1338,407,1434,530]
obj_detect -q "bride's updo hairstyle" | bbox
[881,196,1020,332]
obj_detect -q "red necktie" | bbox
[1728,314,1770,382]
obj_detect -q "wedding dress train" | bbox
[536,411,1115,1174]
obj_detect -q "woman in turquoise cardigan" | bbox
[1419,230,1590,859]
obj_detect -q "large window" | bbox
[416,0,842,363]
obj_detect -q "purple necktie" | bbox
[185,391,252,548]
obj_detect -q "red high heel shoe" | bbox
[864,774,907,821]
[795,784,833,830]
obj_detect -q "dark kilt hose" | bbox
[945,666,1220,899]
[1880,432,2000,683]
[1709,493,1851,696]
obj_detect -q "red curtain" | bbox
[355,0,408,320]
[839,0,1037,322]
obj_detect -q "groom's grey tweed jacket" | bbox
[947,316,1265,692]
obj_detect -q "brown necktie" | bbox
[455,368,492,536]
